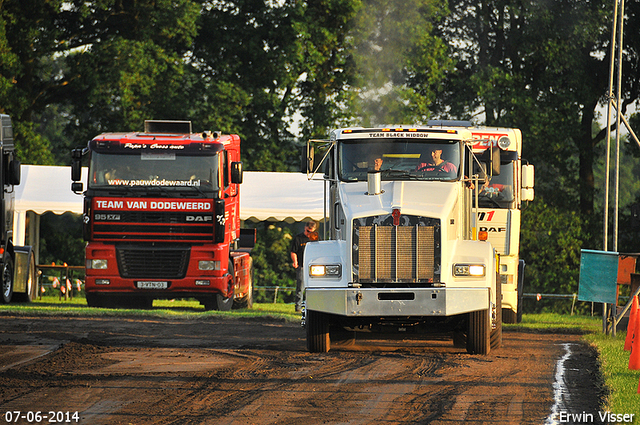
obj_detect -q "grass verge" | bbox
[584,331,640,417]
[0,295,300,322]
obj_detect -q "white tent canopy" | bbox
[240,171,326,223]
[13,165,326,248]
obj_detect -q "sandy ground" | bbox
[0,313,605,424]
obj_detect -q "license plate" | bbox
[136,281,168,290]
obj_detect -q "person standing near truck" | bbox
[290,221,317,312]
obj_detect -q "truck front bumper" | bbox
[306,287,490,317]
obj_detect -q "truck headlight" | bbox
[199,260,221,271]
[453,264,485,277]
[87,259,108,269]
[309,264,342,278]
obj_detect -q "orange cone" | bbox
[625,296,639,351]
[629,304,640,370]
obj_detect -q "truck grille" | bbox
[353,214,440,286]
[116,246,190,279]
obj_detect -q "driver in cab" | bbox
[416,147,457,174]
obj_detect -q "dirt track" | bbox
[0,314,604,424]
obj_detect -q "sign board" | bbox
[578,249,618,304]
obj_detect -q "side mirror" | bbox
[71,160,82,182]
[231,161,243,184]
[71,148,83,182]
[521,164,535,201]
[8,159,20,185]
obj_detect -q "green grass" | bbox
[1,295,300,322]
[1,299,638,416]
[584,331,640,417]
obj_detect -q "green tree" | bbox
[520,198,585,312]
[0,0,62,164]
[347,0,451,126]
[249,223,295,293]
[428,0,615,221]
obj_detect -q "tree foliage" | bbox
[3,0,640,301]
[248,223,295,290]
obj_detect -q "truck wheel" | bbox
[502,308,517,324]
[203,294,232,311]
[467,308,490,355]
[306,310,330,353]
[214,293,233,311]
[1,257,14,304]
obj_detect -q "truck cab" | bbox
[71,120,254,310]
[302,126,504,354]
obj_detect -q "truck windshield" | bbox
[338,139,461,182]
[473,160,516,208]
[88,152,219,191]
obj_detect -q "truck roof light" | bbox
[343,129,353,133]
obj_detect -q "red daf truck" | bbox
[71,120,254,310]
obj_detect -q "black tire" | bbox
[1,257,14,304]
[467,308,490,355]
[306,310,330,353]
[213,293,233,311]
[213,260,234,311]
[502,308,517,324]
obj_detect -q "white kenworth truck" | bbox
[301,124,532,355]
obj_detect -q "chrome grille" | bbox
[353,214,440,285]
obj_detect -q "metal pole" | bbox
[604,0,619,253]
[614,0,624,254]
[612,0,625,336]
[603,0,619,333]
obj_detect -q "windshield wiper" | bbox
[381,170,420,179]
